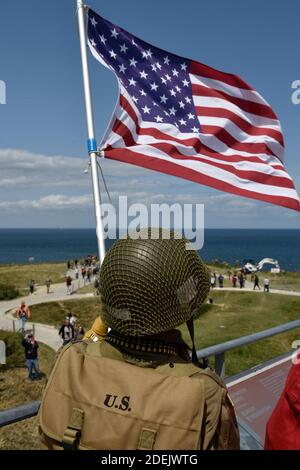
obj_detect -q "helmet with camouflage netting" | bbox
[100,228,210,336]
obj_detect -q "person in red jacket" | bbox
[16,301,31,333]
[264,350,300,450]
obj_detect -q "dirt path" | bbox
[0,282,93,351]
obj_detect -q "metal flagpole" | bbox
[77,0,106,264]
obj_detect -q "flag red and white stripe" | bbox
[87,9,300,212]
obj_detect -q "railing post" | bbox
[215,352,225,378]
[0,340,6,365]
[12,320,15,333]
[32,324,35,337]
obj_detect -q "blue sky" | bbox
[0,0,300,228]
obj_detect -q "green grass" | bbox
[0,416,40,450]
[179,290,300,375]
[28,291,300,377]
[259,271,300,292]
[0,262,67,292]
[0,284,19,300]
[76,283,95,294]
[206,262,300,292]
[29,297,101,329]
[0,330,56,449]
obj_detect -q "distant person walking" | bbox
[238,272,244,289]
[45,278,52,294]
[75,325,85,341]
[94,278,100,296]
[81,267,87,285]
[66,275,73,295]
[231,273,238,288]
[210,272,216,289]
[253,274,261,290]
[28,279,35,295]
[218,274,224,288]
[17,301,31,333]
[22,333,40,381]
[59,318,75,346]
[67,312,77,328]
[264,277,270,292]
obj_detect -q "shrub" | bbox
[0,330,24,368]
[0,284,19,300]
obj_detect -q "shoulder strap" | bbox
[195,367,227,389]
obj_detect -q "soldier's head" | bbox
[99,228,210,345]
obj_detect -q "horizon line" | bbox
[0,227,299,230]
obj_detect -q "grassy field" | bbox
[259,271,300,291]
[0,262,67,294]
[29,297,101,329]
[180,290,300,375]
[1,260,298,294]
[206,267,300,292]
[27,290,300,376]
[76,283,95,294]
[0,330,56,450]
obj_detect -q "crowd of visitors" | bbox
[210,270,246,289]
[210,269,271,292]
[58,312,85,346]
[65,256,100,295]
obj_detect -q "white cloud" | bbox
[0,148,299,227]
[0,176,33,187]
[0,194,93,211]
[0,149,156,190]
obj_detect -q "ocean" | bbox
[0,228,299,271]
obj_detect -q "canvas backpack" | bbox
[38,340,238,450]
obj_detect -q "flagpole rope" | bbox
[97,160,112,205]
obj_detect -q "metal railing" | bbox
[0,401,40,427]
[197,318,300,377]
[11,319,35,336]
[1,318,300,428]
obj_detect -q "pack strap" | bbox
[186,318,207,369]
[62,408,84,450]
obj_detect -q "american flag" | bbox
[87,8,300,212]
